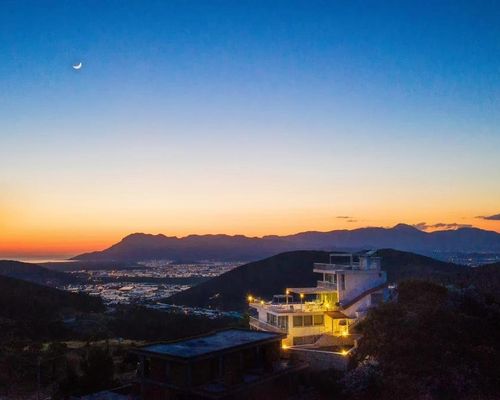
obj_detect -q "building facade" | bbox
[249,251,387,351]
[131,329,306,399]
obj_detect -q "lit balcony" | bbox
[249,316,287,333]
[249,300,336,314]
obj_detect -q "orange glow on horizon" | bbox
[1,216,500,258]
[1,198,499,257]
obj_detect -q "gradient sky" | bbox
[1,0,500,257]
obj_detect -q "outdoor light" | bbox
[247,295,253,302]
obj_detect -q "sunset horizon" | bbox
[2,216,500,259]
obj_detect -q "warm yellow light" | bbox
[300,293,304,299]
[247,295,253,302]
[286,289,290,295]
[341,331,348,337]
[341,349,348,356]
[260,300,264,305]
[282,343,289,350]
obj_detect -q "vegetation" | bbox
[0,274,243,397]
[0,275,104,342]
[109,305,244,341]
[343,280,500,399]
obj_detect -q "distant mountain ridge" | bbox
[73,224,500,262]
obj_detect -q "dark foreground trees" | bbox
[348,280,500,400]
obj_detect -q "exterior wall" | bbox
[288,348,349,371]
[338,270,386,302]
[284,312,327,346]
[324,315,349,336]
[191,358,218,386]
[342,289,385,318]
[257,307,268,322]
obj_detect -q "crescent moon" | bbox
[72,62,82,70]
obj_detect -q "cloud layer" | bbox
[413,222,473,231]
[476,213,500,221]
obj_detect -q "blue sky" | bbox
[1,0,500,255]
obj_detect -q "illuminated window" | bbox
[293,316,303,327]
[278,316,288,330]
[313,314,324,325]
[303,315,313,326]
[267,313,277,326]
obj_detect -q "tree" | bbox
[352,280,500,400]
[80,346,115,394]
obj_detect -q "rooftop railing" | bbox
[313,262,359,272]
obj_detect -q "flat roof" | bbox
[134,329,282,360]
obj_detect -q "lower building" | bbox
[131,329,307,399]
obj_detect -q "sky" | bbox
[1,0,500,258]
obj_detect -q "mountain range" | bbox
[73,224,500,262]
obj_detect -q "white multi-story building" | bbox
[249,251,387,349]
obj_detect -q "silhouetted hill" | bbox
[453,261,500,297]
[167,249,500,310]
[0,275,104,341]
[376,249,461,282]
[73,225,500,262]
[0,260,78,286]
[167,251,331,310]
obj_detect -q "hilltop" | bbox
[72,224,500,263]
[167,250,330,310]
[0,260,78,286]
[167,249,500,310]
[0,275,104,341]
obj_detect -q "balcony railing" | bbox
[250,301,336,314]
[313,263,360,272]
[249,316,287,333]
[317,280,337,289]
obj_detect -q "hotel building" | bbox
[248,251,387,354]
